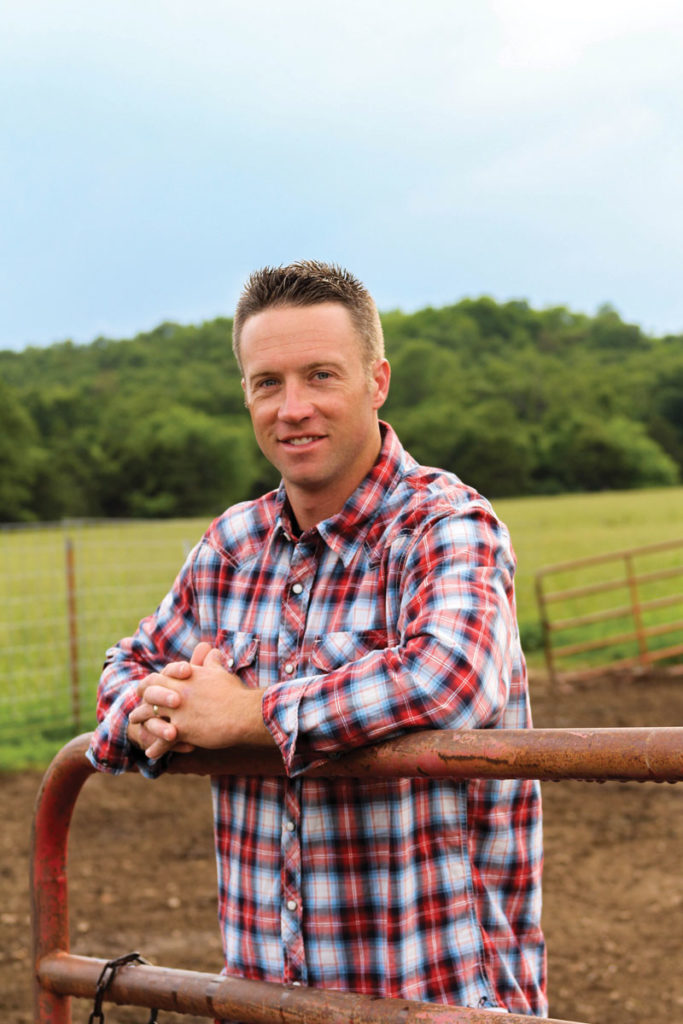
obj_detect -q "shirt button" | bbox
[287,899,298,912]
[227,657,234,668]
[285,821,295,832]
[291,582,303,594]
[284,663,294,674]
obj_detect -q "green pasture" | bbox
[496,487,683,671]
[2,488,682,769]
[0,518,208,769]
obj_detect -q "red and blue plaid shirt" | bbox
[88,423,546,1015]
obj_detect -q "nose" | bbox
[278,381,314,422]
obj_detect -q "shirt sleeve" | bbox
[86,553,203,778]
[262,503,524,777]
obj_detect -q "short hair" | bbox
[232,260,384,373]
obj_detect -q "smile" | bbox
[281,436,322,446]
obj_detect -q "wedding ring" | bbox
[153,704,160,716]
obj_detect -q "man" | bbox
[88,261,546,1016]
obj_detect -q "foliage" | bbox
[0,299,681,521]
[0,380,43,521]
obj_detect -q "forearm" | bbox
[264,618,513,776]
[89,626,199,775]
[262,510,524,777]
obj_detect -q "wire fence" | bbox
[0,518,208,767]
[4,518,682,768]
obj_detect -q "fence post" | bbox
[64,537,80,731]
[623,552,648,671]
[534,572,556,689]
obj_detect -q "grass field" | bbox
[2,487,682,769]
[0,518,208,769]
[496,487,683,671]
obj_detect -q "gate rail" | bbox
[535,537,683,684]
[31,728,683,1024]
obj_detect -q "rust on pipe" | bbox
[172,727,683,784]
[30,734,95,1024]
[38,951,589,1024]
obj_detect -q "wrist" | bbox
[240,688,273,747]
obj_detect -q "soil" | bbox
[2,669,682,1024]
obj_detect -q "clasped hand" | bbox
[128,642,271,760]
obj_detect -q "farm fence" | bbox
[535,537,683,685]
[31,726,683,1024]
[0,518,207,764]
[5,521,683,764]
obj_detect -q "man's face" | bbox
[240,302,390,525]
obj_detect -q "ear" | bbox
[370,358,391,410]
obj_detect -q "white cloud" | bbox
[492,0,683,68]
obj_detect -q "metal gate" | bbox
[31,727,683,1023]
[535,538,683,683]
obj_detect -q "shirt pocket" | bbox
[215,629,260,687]
[310,629,388,673]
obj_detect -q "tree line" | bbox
[1,298,682,522]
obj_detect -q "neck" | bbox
[288,492,350,533]
[286,425,383,531]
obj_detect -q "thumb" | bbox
[190,641,213,666]
[205,647,225,668]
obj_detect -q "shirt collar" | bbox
[275,422,411,566]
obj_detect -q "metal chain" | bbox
[87,952,158,1024]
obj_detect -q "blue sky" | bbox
[2,0,683,350]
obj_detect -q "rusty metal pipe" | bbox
[171,727,683,784]
[31,728,683,1022]
[38,951,588,1024]
[30,734,95,1023]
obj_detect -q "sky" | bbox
[2,0,683,351]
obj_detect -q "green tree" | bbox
[392,399,534,498]
[2,298,681,520]
[99,407,258,517]
[0,381,42,521]
[541,415,679,492]
[383,340,463,413]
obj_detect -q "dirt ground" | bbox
[2,669,682,1024]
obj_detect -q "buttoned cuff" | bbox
[87,687,169,779]
[261,678,335,778]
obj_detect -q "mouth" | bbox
[280,435,324,447]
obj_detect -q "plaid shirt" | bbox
[88,423,546,1015]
